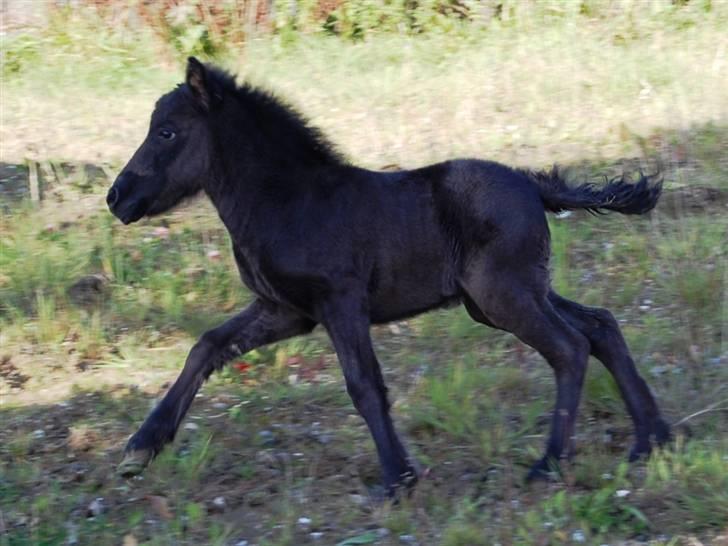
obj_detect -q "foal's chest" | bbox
[232,244,280,303]
[231,243,322,314]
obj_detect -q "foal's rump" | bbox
[431,159,662,330]
[434,159,551,264]
[434,159,662,265]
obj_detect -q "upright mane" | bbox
[204,65,346,167]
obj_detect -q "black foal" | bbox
[108,58,670,493]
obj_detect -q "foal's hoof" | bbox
[525,457,561,482]
[654,418,672,445]
[628,443,651,462]
[118,449,153,477]
[386,468,420,500]
[628,419,673,462]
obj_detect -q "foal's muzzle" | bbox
[107,172,151,225]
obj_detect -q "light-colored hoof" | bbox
[118,449,153,477]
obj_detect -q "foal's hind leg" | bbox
[548,292,671,459]
[460,273,590,480]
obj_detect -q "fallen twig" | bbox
[673,399,728,428]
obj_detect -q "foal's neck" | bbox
[201,144,320,251]
[202,96,344,243]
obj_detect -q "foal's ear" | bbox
[186,57,212,111]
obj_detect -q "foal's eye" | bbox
[158,129,176,141]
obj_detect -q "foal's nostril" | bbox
[106,187,119,208]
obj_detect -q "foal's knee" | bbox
[187,332,225,375]
[191,334,217,359]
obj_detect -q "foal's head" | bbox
[107,57,219,224]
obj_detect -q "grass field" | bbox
[1,3,728,545]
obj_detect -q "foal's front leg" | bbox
[118,299,314,477]
[320,295,417,496]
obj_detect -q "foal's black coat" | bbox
[108,58,670,492]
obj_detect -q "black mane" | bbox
[204,65,346,167]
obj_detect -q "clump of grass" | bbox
[517,467,649,541]
[441,523,490,546]
[407,353,541,463]
[0,211,91,314]
[381,502,415,536]
[408,359,485,439]
[440,498,492,546]
[653,215,726,353]
[169,433,216,486]
[642,440,728,530]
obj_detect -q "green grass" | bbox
[1,4,728,546]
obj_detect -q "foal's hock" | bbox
[108,57,670,494]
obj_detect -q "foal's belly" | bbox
[368,247,459,324]
[369,291,460,324]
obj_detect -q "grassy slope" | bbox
[1,5,728,546]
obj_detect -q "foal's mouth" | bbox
[120,209,145,225]
[110,198,150,225]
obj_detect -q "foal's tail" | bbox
[526,167,663,215]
